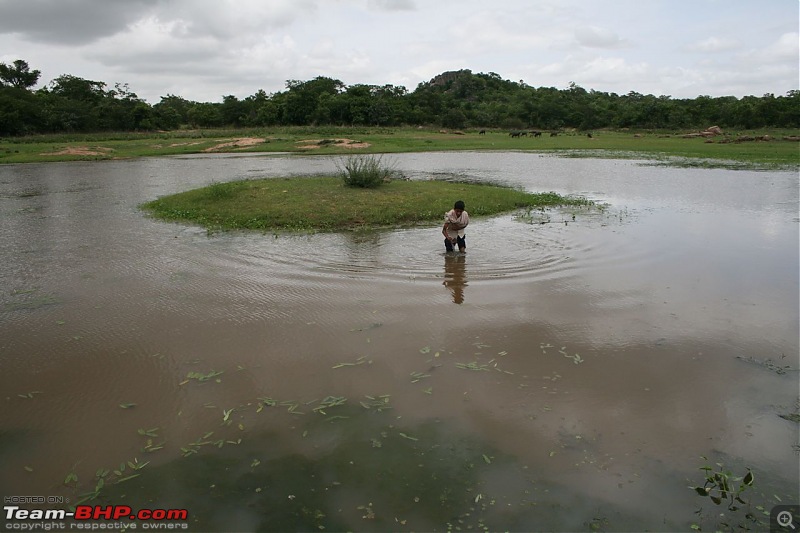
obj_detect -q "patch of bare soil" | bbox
[202,138,266,152]
[41,146,114,156]
[296,138,371,150]
[167,141,206,147]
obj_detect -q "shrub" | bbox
[204,180,236,200]
[336,154,396,188]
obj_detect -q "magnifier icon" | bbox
[778,510,796,530]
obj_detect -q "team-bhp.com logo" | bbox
[5,504,189,528]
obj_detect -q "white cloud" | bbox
[574,26,629,49]
[367,0,416,11]
[689,36,740,53]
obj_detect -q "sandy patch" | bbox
[41,146,114,156]
[202,137,266,152]
[296,138,371,150]
[168,141,207,147]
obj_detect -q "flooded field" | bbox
[1,152,798,532]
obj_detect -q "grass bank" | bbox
[2,127,799,169]
[141,176,593,232]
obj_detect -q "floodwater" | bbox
[0,151,797,532]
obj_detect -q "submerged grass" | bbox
[141,176,592,232]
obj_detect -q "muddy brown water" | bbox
[0,152,797,532]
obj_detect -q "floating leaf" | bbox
[742,470,754,486]
[24,466,33,472]
[119,403,137,409]
[482,454,492,464]
[185,370,224,382]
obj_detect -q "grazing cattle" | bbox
[479,129,486,135]
[509,131,521,138]
[587,133,593,138]
[550,132,558,137]
[532,131,542,137]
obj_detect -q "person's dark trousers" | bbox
[444,236,466,252]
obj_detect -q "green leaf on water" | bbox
[742,470,754,486]
[119,403,136,409]
[482,454,492,464]
[398,432,418,441]
[24,466,33,472]
[419,346,431,354]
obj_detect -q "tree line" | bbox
[1,60,798,136]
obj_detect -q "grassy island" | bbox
[141,175,592,232]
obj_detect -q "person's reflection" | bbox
[443,253,468,304]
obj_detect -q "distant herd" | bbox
[476,129,592,138]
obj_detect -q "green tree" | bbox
[186,102,223,128]
[153,95,192,129]
[0,59,41,89]
[221,95,246,126]
[284,76,344,125]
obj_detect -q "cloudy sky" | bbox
[0,0,797,104]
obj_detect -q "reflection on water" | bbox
[443,252,467,304]
[0,153,797,532]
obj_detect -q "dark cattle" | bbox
[550,132,558,137]
[520,131,528,136]
[532,131,542,137]
[479,129,486,135]
[509,131,521,138]
[587,133,593,138]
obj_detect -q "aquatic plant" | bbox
[690,456,754,510]
[336,154,396,188]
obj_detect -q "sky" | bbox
[0,0,797,104]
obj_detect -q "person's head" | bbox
[454,200,465,214]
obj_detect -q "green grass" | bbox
[2,127,798,168]
[141,176,592,232]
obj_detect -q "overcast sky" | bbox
[1,0,797,104]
